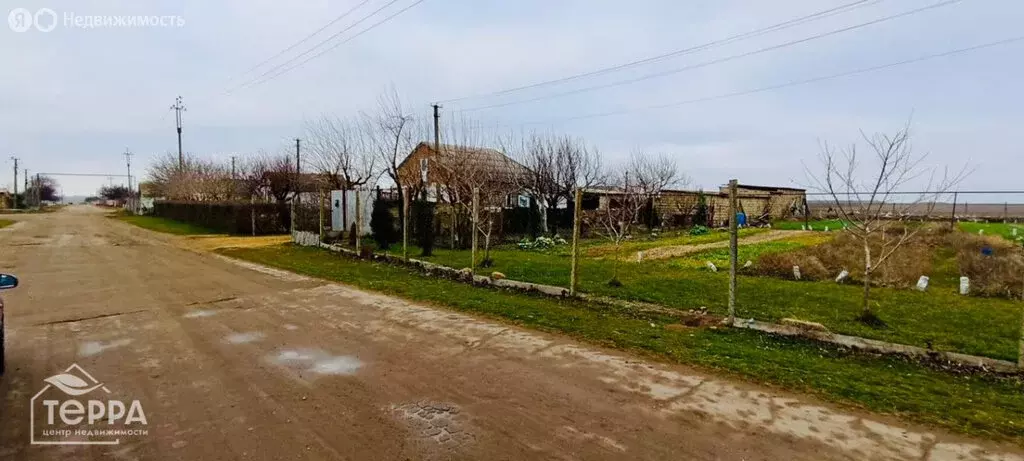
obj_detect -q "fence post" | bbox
[289,198,296,236]
[471,187,479,273]
[728,179,738,325]
[802,196,810,229]
[570,188,583,296]
[1020,245,1024,370]
[354,189,362,255]
[402,186,410,261]
[250,194,256,237]
[950,191,958,230]
[318,188,325,243]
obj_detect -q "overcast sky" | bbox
[1,0,1022,197]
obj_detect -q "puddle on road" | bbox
[224,332,264,344]
[283,324,299,331]
[183,310,218,318]
[268,348,362,376]
[79,339,133,357]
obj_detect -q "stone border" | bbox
[293,231,1021,374]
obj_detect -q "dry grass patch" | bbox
[756,226,946,287]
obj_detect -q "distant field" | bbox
[772,219,847,231]
[958,222,1024,241]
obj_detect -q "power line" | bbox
[458,0,963,112]
[504,35,1024,127]
[226,0,373,84]
[440,0,881,104]
[226,0,423,94]
[247,0,428,88]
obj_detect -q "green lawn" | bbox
[959,221,1024,242]
[220,244,1024,443]
[584,227,766,257]
[773,219,848,231]
[669,233,833,268]
[0,219,15,229]
[114,215,218,235]
[396,237,1022,361]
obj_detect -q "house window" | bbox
[517,195,531,208]
[419,159,429,183]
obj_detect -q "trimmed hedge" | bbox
[153,201,289,235]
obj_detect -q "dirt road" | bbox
[0,206,1019,460]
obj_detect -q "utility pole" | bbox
[10,157,17,209]
[171,95,186,169]
[35,173,41,209]
[23,169,28,206]
[231,155,237,179]
[433,104,455,249]
[124,148,134,212]
[294,138,301,205]
[124,148,133,192]
[432,104,441,153]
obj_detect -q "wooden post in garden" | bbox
[728,179,739,325]
[354,189,362,255]
[471,187,479,273]
[802,196,810,229]
[1020,245,1024,370]
[570,188,583,296]
[289,198,296,236]
[403,186,410,261]
[250,194,256,237]
[950,192,958,230]
[318,189,325,243]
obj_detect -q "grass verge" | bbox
[584,227,765,257]
[220,244,1024,442]
[114,215,218,235]
[399,238,1022,361]
[0,219,15,229]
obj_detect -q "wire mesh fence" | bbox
[289,184,1024,368]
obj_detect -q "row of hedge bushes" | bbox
[153,201,290,235]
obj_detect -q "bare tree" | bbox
[435,114,501,251]
[147,152,237,201]
[365,88,418,227]
[629,150,684,229]
[306,114,378,226]
[597,169,646,286]
[502,132,604,234]
[809,124,966,323]
[306,115,376,189]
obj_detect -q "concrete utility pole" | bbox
[124,148,134,212]
[294,138,301,205]
[569,188,583,296]
[171,95,186,169]
[124,149,133,192]
[432,104,441,152]
[23,169,28,206]
[231,155,237,179]
[10,157,18,209]
[728,179,739,325]
[35,173,41,209]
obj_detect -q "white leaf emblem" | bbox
[44,373,104,396]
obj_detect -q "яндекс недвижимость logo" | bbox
[30,363,148,445]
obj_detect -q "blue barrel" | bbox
[736,212,747,227]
